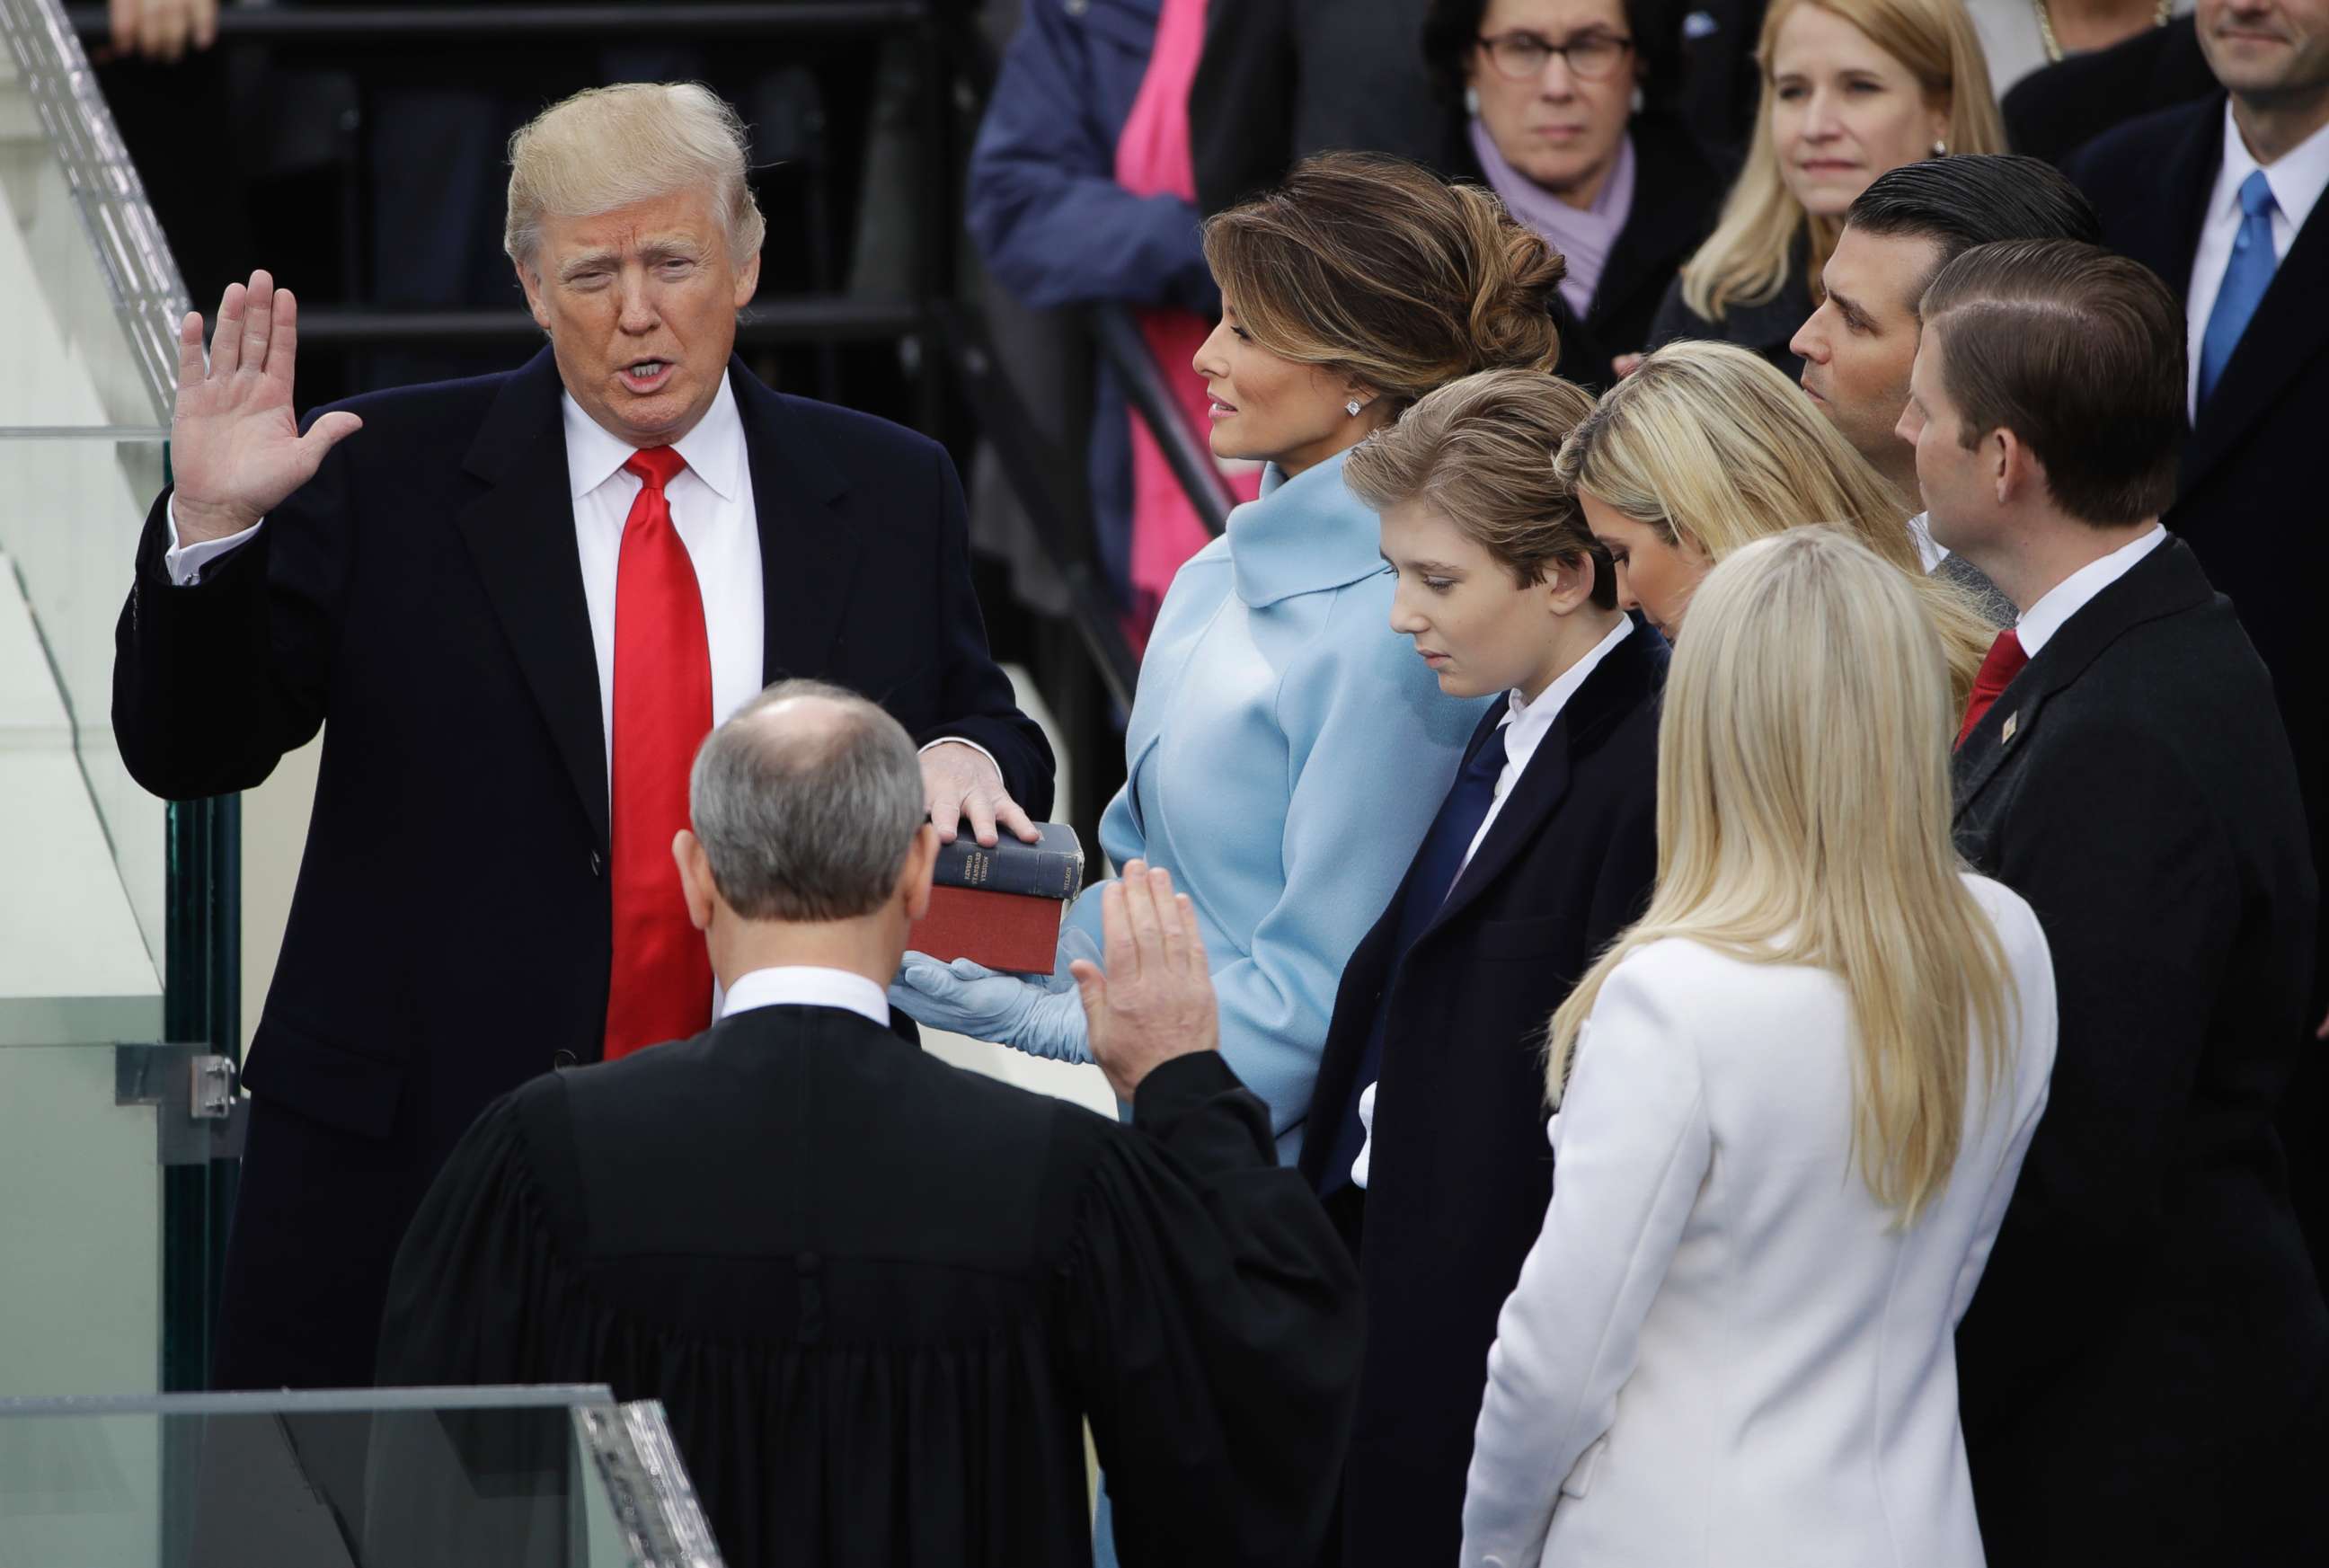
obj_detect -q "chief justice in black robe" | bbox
[375,680,1361,1568]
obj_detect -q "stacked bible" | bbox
[909,822,1085,976]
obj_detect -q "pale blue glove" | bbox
[890,952,1094,1063]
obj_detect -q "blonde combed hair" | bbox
[1554,340,1992,710]
[1547,528,2015,1224]
[1680,0,2005,321]
[505,83,767,267]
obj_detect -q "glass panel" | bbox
[0,3,214,1405]
[0,1389,715,1567]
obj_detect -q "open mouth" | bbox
[622,359,674,392]
[1208,399,1238,421]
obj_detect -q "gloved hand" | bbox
[890,952,1094,1063]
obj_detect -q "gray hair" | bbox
[504,82,767,267]
[688,680,924,923]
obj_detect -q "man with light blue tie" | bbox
[2064,0,2329,1293]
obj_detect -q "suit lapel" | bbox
[456,350,609,851]
[731,359,861,682]
[1430,627,1660,933]
[1952,539,2216,823]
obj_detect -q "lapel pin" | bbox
[2001,711,2018,745]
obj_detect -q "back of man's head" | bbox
[1921,238,2183,527]
[689,680,925,923]
[1846,155,2101,317]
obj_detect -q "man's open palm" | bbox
[171,270,362,544]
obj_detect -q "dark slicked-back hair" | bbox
[1920,239,2183,528]
[1846,155,2100,319]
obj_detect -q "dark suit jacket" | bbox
[1447,115,1729,390]
[2003,15,2215,166]
[112,350,1053,1389]
[1951,537,2326,1566]
[2065,96,2329,1286]
[1297,624,1663,1568]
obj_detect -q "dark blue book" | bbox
[931,821,1085,899]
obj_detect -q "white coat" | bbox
[1460,873,2058,1567]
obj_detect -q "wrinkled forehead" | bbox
[532,188,729,269]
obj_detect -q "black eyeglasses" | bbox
[1475,30,1635,83]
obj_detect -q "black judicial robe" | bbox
[376,1004,1361,1568]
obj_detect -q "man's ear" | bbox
[899,822,940,924]
[516,260,552,334]
[1993,427,2032,508]
[674,829,716,933]
[731,246,762,310]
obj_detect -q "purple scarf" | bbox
[1468,118,1636,318]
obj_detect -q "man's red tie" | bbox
[604,447,713,1059]
[1955,628,2030,750]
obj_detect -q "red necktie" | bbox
[603,447,713,1059]
[1955,628,2029,750]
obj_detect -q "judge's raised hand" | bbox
[1070,861,1218,1103]
[170,270,363,545]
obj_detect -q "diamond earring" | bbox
[1345,398,1365,417]
[1931,137,1947,157]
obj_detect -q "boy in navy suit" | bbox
[1299,368,1663,1568]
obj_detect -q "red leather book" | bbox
[908,822,1085,976]
[909,885,1067,976]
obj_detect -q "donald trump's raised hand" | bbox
[170,270,363,545]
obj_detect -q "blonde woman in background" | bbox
[1640,0,2004,379]
[1459,527,2058,1568]
[1557,339,1992,710]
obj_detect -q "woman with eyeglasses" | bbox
[1423,0,1729,389]
[1643,0,2005,380]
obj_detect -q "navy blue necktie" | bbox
[1320,721,1510,1194]
[2198,171,2278,409]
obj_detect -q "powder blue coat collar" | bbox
[1231,450,1389,609]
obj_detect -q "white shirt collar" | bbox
[2218,98,2329,242]
[720,965,891,1028]
[1908,511,1951,571]
[1500,617,1635,768]
[2015,525,2167,657]
[561,369,746,503]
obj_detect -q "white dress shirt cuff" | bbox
[917,736,1002,778]
[1351,1081,1377,1190]
[164,499,264,587]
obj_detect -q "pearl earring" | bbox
[1931,137,1947,156]
[1345,398,1365,417]
[1464,84,1482,116]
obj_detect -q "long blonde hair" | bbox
[1546,529,2013,1223]
[1680,0,2004,321]
[1554,340,1992,710]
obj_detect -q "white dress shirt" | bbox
[2185,101,2329,417]
[720,964,891,1026]
[1351,616,1637,1190]
[2015,525,2165,656]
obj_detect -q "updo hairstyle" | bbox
[1200,152,1564,418]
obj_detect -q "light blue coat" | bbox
[1057,450,1492,1163]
